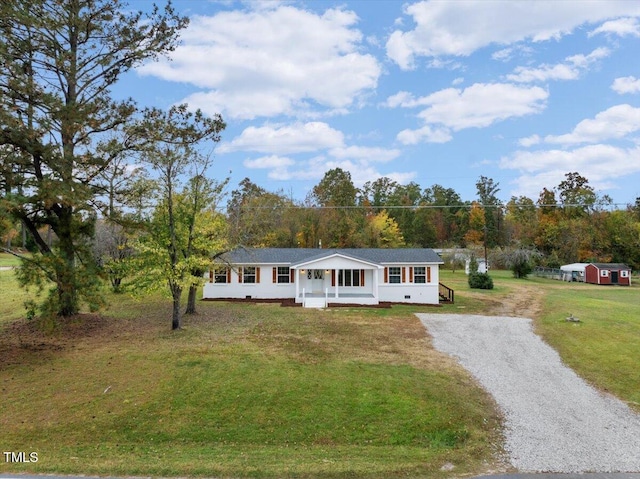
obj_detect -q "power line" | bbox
[236,203,631,210]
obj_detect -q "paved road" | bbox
[5,474,640,479]
[474,475,640,479]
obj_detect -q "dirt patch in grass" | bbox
[0,300,264,371]
[0,314,112,370]
[485,281,545,319]
[454,278,546,320]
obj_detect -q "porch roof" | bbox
[291,252,382,270]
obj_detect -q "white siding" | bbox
[203,265,296,299]
[378,264,440,304]
[204,258,442,305]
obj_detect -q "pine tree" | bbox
[0,0,187,317]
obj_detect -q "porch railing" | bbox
[438,282,454,303]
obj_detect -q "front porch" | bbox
[292,254,383,307]
[298,290,377,307]
[294,266,380,307]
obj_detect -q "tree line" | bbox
[227,169,640,273]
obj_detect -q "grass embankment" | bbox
[534,278,640,410]
[0,270,503,478]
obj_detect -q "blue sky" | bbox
[120,0,640,206]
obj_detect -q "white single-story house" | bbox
[204,248,447,307]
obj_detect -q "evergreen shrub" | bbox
[468,271,494,289]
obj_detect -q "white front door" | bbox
[307,269,325,293]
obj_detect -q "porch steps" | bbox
[303,297,327,309]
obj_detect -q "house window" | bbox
[621,270,629,278]
[277,266,290,283]
[214,267,229,283]
[600,269,609,277]
[243,266,257,283]
[338,269,361,287]
[414,267,426,283]
[388,267,401,283]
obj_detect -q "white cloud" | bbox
[329,146,401,163]
[243,154,300,181]
[492,45,534,62]
[392,83,548,145]
[386,1,640,69]
[243,155,295,169]
[507,47,610,83]
[566,48,611,68]
[227,123,407,184]
[396,126,453,145]
[519,134,541,147]
[257,155,416,186]
[384,171,418,185]
[417,83,548,131]
[384,91,419,108]
[501,144,640,199]
[543,104,640,145]
[492,48,514,62]
[612,76,640,94]
[218,122,344,155]
[138,5,381,119]
[502,144,629,172]
[590,17,640,37]
[309,159,416,188]
[182,89,296,120]
[508,63,577,83]
[426,58,464,70]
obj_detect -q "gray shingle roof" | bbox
[591,263,631,270]
[218,248,443,265]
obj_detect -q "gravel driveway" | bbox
[417,313,640,473]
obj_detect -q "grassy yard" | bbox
[2,267,639,478]
[0,270,504,478]
[0,251,28,267]
[534,277,640,410]
[0,252,35,323]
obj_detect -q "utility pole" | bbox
[483,224,488,272]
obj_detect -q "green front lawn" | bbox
[4,266,640,478]
[0,281,504,478]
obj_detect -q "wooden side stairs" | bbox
[439,282,454,304]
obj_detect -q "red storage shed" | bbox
[584,263,631,286]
